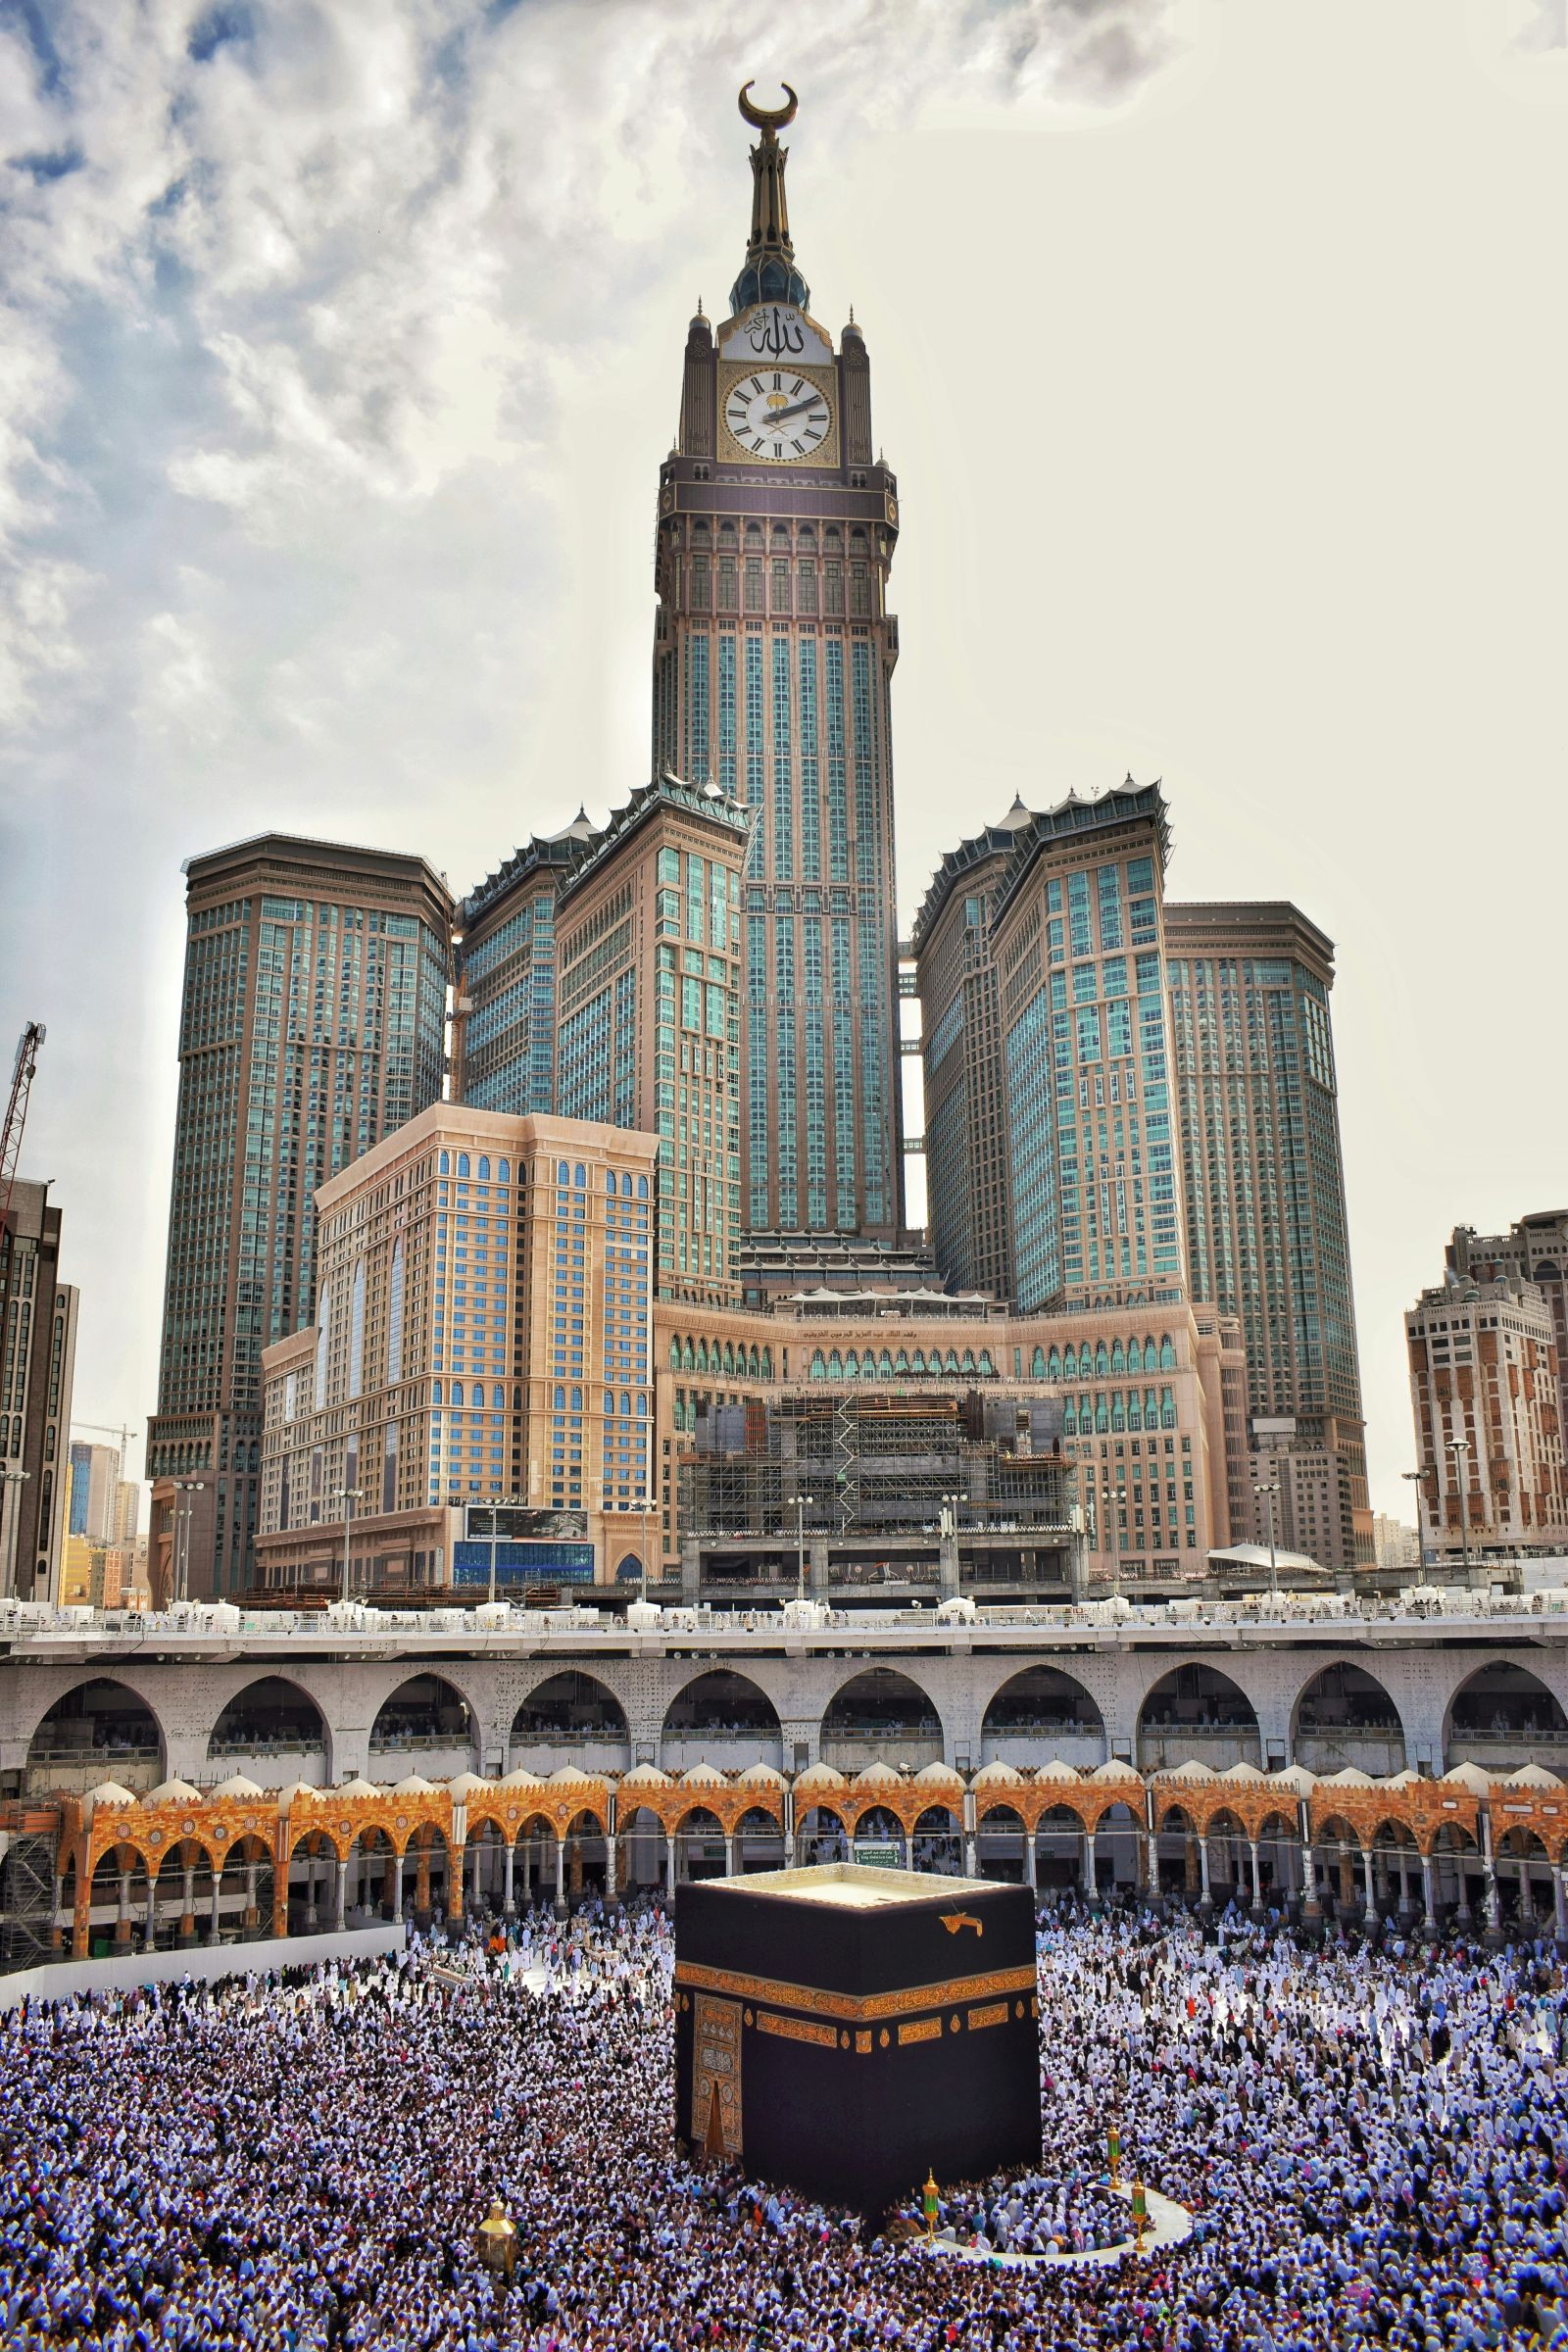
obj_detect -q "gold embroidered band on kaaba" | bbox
[673,1959,1036,2026]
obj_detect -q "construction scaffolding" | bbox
[0,1803,63,1976]
[680,1388,1075,1548]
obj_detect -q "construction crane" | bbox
[73,1422,141,1485]
[0,1022,45,1248]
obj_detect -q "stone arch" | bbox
[661,1671,783,1771]
[820,1667,944,1770]
[980,1667,1106,1766]
[25,1676,167,1797]
[1136,1662,1260,1772]
[1291,1660,1407,1777]
[207,1675,332,1783]
[1444,1659,1568,1773]
[368,1673,480,1774]
[509,1672,631,1773]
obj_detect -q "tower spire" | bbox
[731,81,810,316]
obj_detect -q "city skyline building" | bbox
[145,834,454,1600]
[987,781,1184,1317]
[554,776,751,1309]
[1164,901,1371,1573]
[651,87,906,1249]
[0,1178,77,1604]
[258,1103,658,1591]
[67,1439,120,1546]
[1405,1271,1566,1559]
[1448,1212,1568,1447]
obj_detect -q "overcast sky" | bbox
[3,0,1565,1521]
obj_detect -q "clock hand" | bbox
[758,394,825,429]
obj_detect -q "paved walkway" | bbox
[918,2181,1194,2271]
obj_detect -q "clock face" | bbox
[723,370,833,463]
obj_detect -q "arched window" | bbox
[492,1385,504,1408]
[574,1163,586,1188]
[911,1350,926,1375]
[439,1150,450,1175]
[636,1396,647,1416]
[1095,1342,1109,1377]
[1063,1400,1077,1435]
[637,1176,649,1199]
[477,1155,490,1181]
[845,1350,860,1379]
[1159,1335,1176,1369]
[828,1351,843,1381]
[723,1344,735,1374]
[457,1152,469,1178]
[570,1388,582,1411]
[432,1380,443,1405]
[960,1348,976,1373]
[1110,1392,1126,1431]
[895,1349,909,1374]
[1110,1340,1125,1373]
[1037,1348,1051,1378]
[620,1392,631,1415]
[1161,1386,1176,1427]
[1095,1394,1108,1434]
[558,1160,569,1184]
[978,1349,993,1376]
[696,1340,709,1373]
[498,1158,510,1183]
[681,1341,695,1371]
[606,1170,617,1196]
[452,1382,464,1406]
[622,1172,633,1198]
[878,1349,893,1379]
[604,1391,614,1415]
[760,1348,772,1378]
[669,1340,681,1369]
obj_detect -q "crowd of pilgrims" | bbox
[1,1892,1567,2350]
[893,2169,1134,2258]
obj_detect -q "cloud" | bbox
[0,0,1181,1456]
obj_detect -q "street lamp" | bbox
[172,1480,207,1605]
[328,1487,364,1607]
[786,1494,809,1605]
[625,1497,656,1605]
[475,1494,523,1606]
[1446,1438,1472,1574]
[1251,1476,1281,1606]
[1,1467,30,1603]
[1401,1468,1428,1567]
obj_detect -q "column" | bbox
[1024,1829,1038,1894]
[1082,1828,1098,1901]
[1198,1834,1211,1908]
[604,1834,617,1907]
[503,1841,516,1918]
[1421,1851,1438,1934]
[209,1868,222,1943]
[664,1827,677,1899]
[244,1858,260,1934]
[392,1852,405,1923]
[1248,1839,1263,1914]
[144,1875,158,1949]
[554,1831,566,1915]
[414,1843,431,1924]
[115,1867,131,1947]
[334,1857,347,1932]
[304,1858,319,1935]
[964,1834,978,1880]
[1396,1846,1412,1916]
[469,1840,483,1913]
[723,1832,736,1879]
[1300,1841,1320,1921]
[1360,1842,1376,1921]
[179,1862,197,1946]
[1552,1863,1566,1945]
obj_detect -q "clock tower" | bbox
[653,84,905,1247]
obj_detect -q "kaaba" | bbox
[673,1864,1041,2215]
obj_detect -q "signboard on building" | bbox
[453,1541,596,1588]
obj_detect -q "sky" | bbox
[2,0,1565,1523]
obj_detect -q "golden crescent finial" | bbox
[739,80,799,133]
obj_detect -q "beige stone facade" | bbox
[257,1105,658,1593]
[1406,1276,1568,1557]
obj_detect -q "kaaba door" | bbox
[693,1992,743,2158]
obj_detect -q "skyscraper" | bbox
[146,834,452,1598]
[909,797,1037,1299]
[1163,902,1371,1572]
[454,817,596,1116]
[0,1179,77,1602]
[651,87,905,1247]
[554,777,751,1308]
[67,1440,119,1544]
[987,782,1184,1315]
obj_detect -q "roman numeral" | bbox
[791,378,805,396]
[792,440,805,455]
[772,373,782,389]
[772,442,782,457]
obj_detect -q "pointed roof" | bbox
[85,1780,137,1810]
[911,1760,964,1786]
[972,1760,1024,1787]
[1440,1760,1494,1793]
[334,1776,384,1801]
[390,1772,438,1796]
[680,1762,727,1787]
[209,1772,267,1800]
[738,1762,786,1787]
[730,82,808,316]
[1502,1762,1564,1789]
[853,1760,904,1788]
